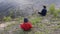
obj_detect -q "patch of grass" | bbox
[56,9,60,13]
[4,17,23,31]
[35,31,44,34]
[5,24,15,30]
[44,29,51,34]
[49,4,60,17]
[3,16,12,22]
[16,17,24,23]
[30,17,42,25]
[44,22,51,26]
[57,22,60,25]
[38,23,45,28]
[49,4,55,14]
[51,17,60,22]
[50,25,60,31]
[53,12,58,17]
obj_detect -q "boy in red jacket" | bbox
[20,18,32,31]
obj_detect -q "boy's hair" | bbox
[24,18,28,23]
[43,5,46,8]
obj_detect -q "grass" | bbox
[5,24,15,30]
[37,23,45,28]
[49,4,60,18]
[4,17,24,31]
[2,13,60,34]
[3,16,12,22]
[49,24,60,31]
[35,31,45,34]
[44,28,51,34]
[30,17,42,25]
[49,4,55,14]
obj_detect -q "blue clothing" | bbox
[41,8,47,16]
[38,8,47,16]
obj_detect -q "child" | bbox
[38,5,47,16]
[20,18,32,31]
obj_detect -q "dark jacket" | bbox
[41,8,47,16]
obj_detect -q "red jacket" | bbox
[20,22,32,31]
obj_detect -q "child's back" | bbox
[20,22,32,31]
[20,18,32,31]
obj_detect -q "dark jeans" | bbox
[38,12,46,16]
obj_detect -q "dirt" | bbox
[0,15,60,34]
